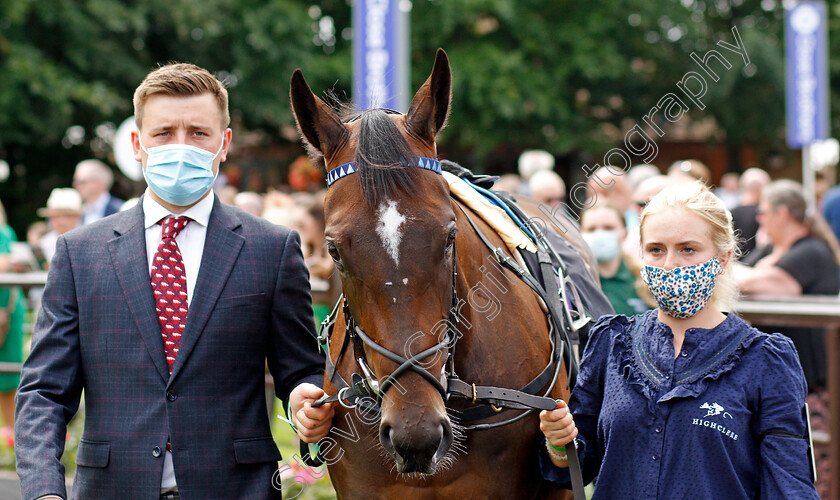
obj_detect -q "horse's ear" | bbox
[290,69,349,161]
[405,48,451,142]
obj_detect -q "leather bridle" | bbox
[299,166,588,500]
[309,201,572,425]
[337,240,461,409]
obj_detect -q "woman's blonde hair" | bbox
[639,180,740,311]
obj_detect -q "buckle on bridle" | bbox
[317,319,331,349]
[358,357,381,397]
[492,247,510,265]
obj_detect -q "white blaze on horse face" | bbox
[376,200,406,266]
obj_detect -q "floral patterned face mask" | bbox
[640,257,723,319]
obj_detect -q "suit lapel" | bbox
[108,200,170,384]
[168,199,244,386]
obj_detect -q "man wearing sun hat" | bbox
[37,188,82,265]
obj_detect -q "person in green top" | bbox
[581,202,654,316]
[0,200,24,431]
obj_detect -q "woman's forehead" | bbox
[642,208,712,243]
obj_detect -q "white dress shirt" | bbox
[143,189,214,492]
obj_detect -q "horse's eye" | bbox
[326,242,342,265]
[446,227,457,248]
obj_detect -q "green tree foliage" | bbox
[0,0,348,232]
[408,0,790,170]
[0,0,818,232]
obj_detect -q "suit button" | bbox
[153,446,162,457]
[166,392,177,402]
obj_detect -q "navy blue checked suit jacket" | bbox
[15,196,325,500]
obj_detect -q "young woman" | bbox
[539,182,817,499]
[580,202,653,316]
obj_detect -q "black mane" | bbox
[346,108,420,206]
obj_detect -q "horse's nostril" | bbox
[441,421,452,444]
[436,421,453,458]
[379,423,394,452]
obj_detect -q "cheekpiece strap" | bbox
[325,156,441,188]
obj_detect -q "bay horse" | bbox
[290,49,612,499]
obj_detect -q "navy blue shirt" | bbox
[540,310,818,499]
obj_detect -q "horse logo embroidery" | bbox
[700,402,733,419]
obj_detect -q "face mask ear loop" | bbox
[138,136,150,156]
[209,137,226,183]
[211,161,221,183]
[212,136,225,160]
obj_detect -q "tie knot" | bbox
[159,216,191,239]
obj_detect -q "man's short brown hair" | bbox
[133,63,230,129]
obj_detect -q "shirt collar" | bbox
[681,312,740,347]
[644,309,744,356]
[143,189,215,229]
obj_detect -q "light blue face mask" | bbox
[140,138,224,206]
[582,230,621,263]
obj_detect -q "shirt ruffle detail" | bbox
[612,314,660,412]
[614,312,761,403]
[665,330,761,400]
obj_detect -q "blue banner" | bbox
[786,1,829,148]
[353,0,409,112]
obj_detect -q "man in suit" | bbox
[16,63,335,499]
[72,159,124,225]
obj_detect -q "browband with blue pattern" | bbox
[325,156,441,188]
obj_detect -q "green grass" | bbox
[270,397,337,500]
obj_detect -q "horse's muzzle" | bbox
[380,418,454,474]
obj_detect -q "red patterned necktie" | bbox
[151,216,191,373]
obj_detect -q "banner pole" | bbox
[803,145,816,212]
